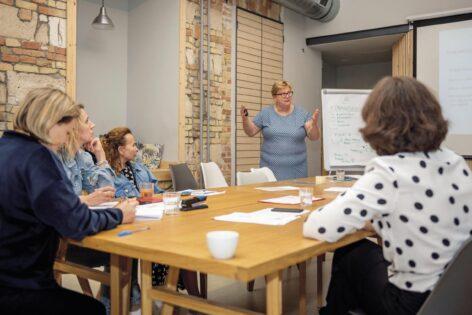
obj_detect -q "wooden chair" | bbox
[54,238,131,304]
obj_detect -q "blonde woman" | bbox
[241,80,320,180]
[57,104,115,206]
[0,88,137,315]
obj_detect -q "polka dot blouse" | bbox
[303,148,472,293]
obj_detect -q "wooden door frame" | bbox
[66,0,77,101]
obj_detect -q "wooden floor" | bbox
[61,253,333,315]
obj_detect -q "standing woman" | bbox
[241,80,320,180]
[57,104,115,206]
[0,88,137,315]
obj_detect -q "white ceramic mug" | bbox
[206,231,239,260]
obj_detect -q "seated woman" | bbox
[303,76,471,315]
[57,104,115,206]
[0,88,137,315]
[101,127,163,197]
[101,127,164,307]
[102,127,200,296]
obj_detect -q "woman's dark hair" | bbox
[360,76,448,155]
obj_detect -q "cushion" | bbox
[136,143,164,169]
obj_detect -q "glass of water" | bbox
[163,191,181,215]
[299,187,313,207]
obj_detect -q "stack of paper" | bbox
[214,208,308,226]
[259,195,323,205]
[255,186,300,192]
[135,203,165,220]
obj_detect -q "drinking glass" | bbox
[163,191,181,215]
[336,169,346,181]
[299,187,313,206]
[139,182,154,198]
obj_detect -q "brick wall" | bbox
[0,0,67,134]
[184,0,280,183]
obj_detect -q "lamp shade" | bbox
[92,1,114,30]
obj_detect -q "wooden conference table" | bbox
[70,177,372,315]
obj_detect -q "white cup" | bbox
[206,231,239,260]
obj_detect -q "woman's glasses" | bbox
[275,91,293,98]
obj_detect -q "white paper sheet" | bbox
[190,190,226,196]
[259,195,323,205]
[214,208,308,226]
[324,187,349,193]
[255,186,300,192]
[135,203,164,220]
[89,201,119,210]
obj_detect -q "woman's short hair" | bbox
[13,88,79,144]
[360,76,448,155]
[271,80,293,96]
[101,127,133,173]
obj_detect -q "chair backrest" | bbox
[170,163,199,191]
[417,238,472,315]
[201,162,228,188]
[250,167,277,182]
[236,171,268,186]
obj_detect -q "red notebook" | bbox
[137,196,163,204]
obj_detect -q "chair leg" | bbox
[181,270,200,297]
[317,255,324,308]
[247,280,255,292]
[77,276,94,297]
[298,261,307,315]
[199,273,207,299]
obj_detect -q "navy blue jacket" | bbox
[0,131,123,290]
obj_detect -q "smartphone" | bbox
[271,208,303,213]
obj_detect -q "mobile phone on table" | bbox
[271,208,303,213]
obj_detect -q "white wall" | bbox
[305,0,472,37]
[282,8,323,176]
[77,0,128,136]
[322,61,337,88]
[127,0,180,160]
[335,62,391,89]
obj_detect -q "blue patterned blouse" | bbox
[253,105,312,180]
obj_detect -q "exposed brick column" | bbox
[0,0,67,135]
[183,0,280,183]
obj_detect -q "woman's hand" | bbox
[363,220,376,232]
[80,186,116,206]
[84,137,107,163]
[240,105,249,119]
[305,108,321,141]
[116,198,138,224]
[240,105,261,137]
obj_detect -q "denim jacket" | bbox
[114,161,163,198]
[57,150,115,195]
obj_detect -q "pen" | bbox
[117,226,150,237]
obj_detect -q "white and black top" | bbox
[303,148,472,293]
